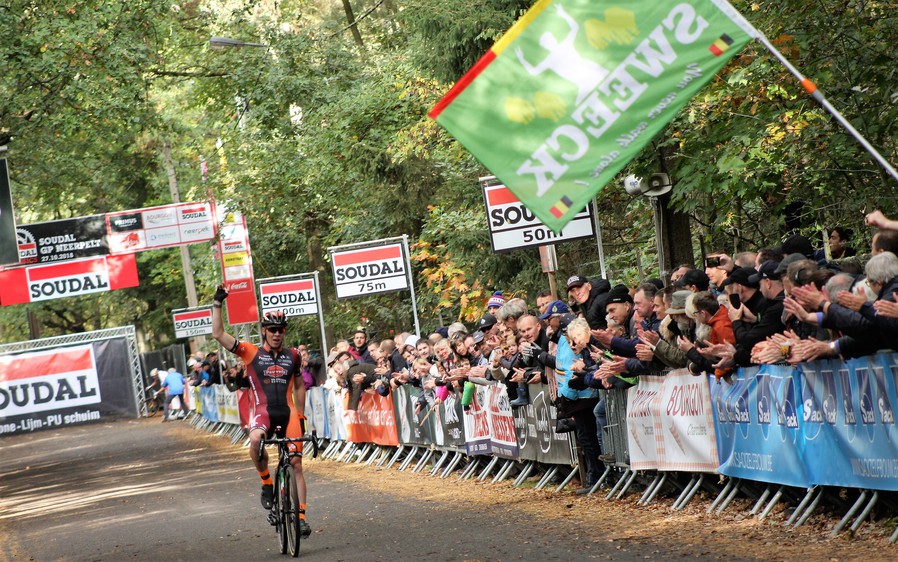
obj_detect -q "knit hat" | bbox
[487,291,505,309]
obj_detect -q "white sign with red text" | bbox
[0,254,139,306]
[0,345,100,417]
[259,278,318,318]
[172,307,214,338]
[331,242,409,299]
[482,179,594,253]
[106,201,215,254]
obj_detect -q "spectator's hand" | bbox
[527,371,542,384]
[791,284,824,311]
[740,306,758,323]
[873,295,898,318]
[423,380,436,390]
[374,365,389,375]
[676,335,694,353]
[635,343,654,362]
[865,209,898,230]
[727,303,744,322]
[588,344,603,362]
[751,340,784,364]
[214,284,229,303]
[783,297,815,323]
[639,330,660,347]
[599,358,627,375]
[704,342,736,369]
[510,367,527,383]
[837,290,866,312]
[571,359,586,372]
[352,373,366,384]
[790,337,831,362]
[468,365,488,378]
[591,328,613,347]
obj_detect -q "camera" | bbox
[705,256,722,269]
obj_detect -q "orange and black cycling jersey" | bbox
[232,340,301,411]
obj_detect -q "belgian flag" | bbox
[709,34,734,57]
[549,195,573,219]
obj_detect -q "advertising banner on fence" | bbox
[0,338,137,435]
[711,365,810,488]
[393,385,434,447]
[259,278,319,318]
[14,214,109,266]
[0,254,139,306]
[430,0,757,233]
[344,391,399,446]
[217,209,259,325]
[482,178,594,253]
[653,369,718,472]
[627,375,662,469]
[106,201,215,254]
[215,385,240,425]
[330,242,409,299]
[464,384,519,458]
[514,383,575,465]
[0,160,18,266]
[172,307,213,339]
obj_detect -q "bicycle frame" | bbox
[262,432,318,557]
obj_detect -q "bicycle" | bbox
[140,388,164,417]
[262,431,319,557]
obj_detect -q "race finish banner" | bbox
[171,306,213,339]
[482,176,594,253]
[106,201,215,254]
[430,0,757,232]
[0,254,139,306]
[217,208,259,325]
[15,215,109,266]
[0,160,19,266]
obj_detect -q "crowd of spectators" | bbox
[314,212,898,493]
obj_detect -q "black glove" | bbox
[568,372,587,390]
[214,284,229,303]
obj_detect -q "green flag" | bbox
[430,0,758,232]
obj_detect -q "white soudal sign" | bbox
[259,279,318,318]
[331,242,408,299]
[172,307,214,338]
[106,201,215,254]
[482,179,594,253]
[0,254,139,306]
[0,345,100,417]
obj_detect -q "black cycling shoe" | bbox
[261,484,274,510]
[299,519,312,538]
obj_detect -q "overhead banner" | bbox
[430,0,757,232]
[217,208,259,325]
[0,254,139,306]
[15,215,109,265]
[330,241,409,299]
[482,177,594,253]
[0,159,19,266]
[106,201,215,254]
[259,277,319,318]
[172,306,213,339]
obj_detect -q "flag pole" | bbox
[754,33,898,184]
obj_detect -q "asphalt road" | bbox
[0,417,743,562]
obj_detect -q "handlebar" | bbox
[262,430,319,459]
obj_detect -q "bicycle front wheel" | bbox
[275,472,289,554]
[283,465,301,557]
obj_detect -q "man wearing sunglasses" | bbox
[211,285,311,538]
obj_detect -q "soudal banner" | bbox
[0,254,139,306]
[172,306,213,338]
[217,208,259,324]
[0,159,18,266]
[430,0,757,232]
[482,177,594,253]
[0,337,137,436]
[330,242,409,299]
[106,201,215,254]
[14,214,109,266]
[259,278,319,318]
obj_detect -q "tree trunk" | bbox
[341,0,365,47]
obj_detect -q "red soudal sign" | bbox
[106,201,215,253]
[331,242,408,299]
[172,307,214,338]
[259,279,318,318]
[0,345,100,417]
[0,254,139,306]
[482,179,594,253]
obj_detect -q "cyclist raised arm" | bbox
[211,285,311,538]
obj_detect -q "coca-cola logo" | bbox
[228,281,248,291]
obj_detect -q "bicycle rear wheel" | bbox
[275,472,289,554]
[283,465,301,557]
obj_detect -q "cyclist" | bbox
[211,285,311,538]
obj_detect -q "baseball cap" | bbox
[606,284,633,305]
[187,358,198,368]
[150,368,159,377]
[404,335,420,349]
[720,266,759,289]
[472,331,485,345]
[667,290,692,315]
[748,260,782,284]
[774,252,806,277]
[478,314,498,331]
[566,275,589,290]
[675,269,710,291]
[538,300,570,319]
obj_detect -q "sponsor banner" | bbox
[463,384,519,458]
[259,278,319,318]
[0,160,19,266]
[0,337,137,435]
[0,254,139,306]
[482,179,594,252]
[430,0,757,232]
[106,201,215,253]
[514,383,574,464]
[172,307,213,338]
[464,385,492,455]
[343,390,399,446]
[627,375,663,469]
[217,208,258,324]
[215,385,240,425]
[652,369,718,472]
[305,386,331,439]
[393,385,434,447]
[200,386,219,422]
[330,242,409,299]
[434,393,466,451]
[14,214,109,266]
[711,365,810,487]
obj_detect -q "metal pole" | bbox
[314,270,329,354]
[591,198,607,279]
[402,234,421,337]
